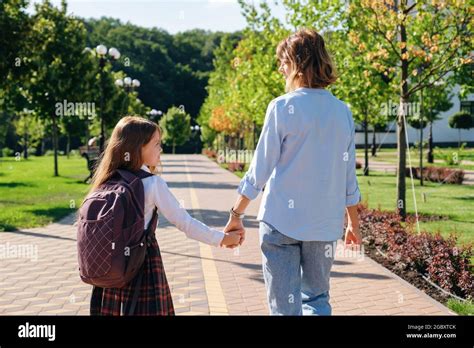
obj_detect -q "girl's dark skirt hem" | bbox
[90,235,175,316]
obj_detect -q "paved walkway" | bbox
[0,155,454,315]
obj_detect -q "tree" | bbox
[344,0,472,219]
[0,0,30,156]
[159,106,191,154]
[13,110,44,159]
[249,0,471,218]
[198,1,287,153]
[28,0,94,176]
[448,111,474,148]
[409,81,453,163]
[0,0,29,85]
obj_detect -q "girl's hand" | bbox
[220,231,243,249]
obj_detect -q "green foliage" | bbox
[83,18,230,118]
[0,0,30,84]
[13,111,45,154]
[198,1,287,149]
[449,111,474,130]
[159,106,191,154]
[447,298,474,315]
[435,143,467,166]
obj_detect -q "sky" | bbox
[28,0,288,34]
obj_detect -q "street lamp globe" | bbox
[108,47,121,60]
[132,79,141,88]
[115,79,124,87]
[123,77,132,86]
[96,44,107,56]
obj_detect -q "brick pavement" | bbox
[0,154,454,315]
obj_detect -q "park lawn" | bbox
[221,161,473,247]
[356,147,474,170]
[356,170,474,247]
[0,155,90,231]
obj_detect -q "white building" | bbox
[355,85,474,148]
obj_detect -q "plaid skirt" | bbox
[90,233,175,316]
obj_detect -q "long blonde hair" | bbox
[88,116,161,195]
[276,28,337,92]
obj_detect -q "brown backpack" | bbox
[77,168,157,290]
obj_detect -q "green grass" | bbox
[357,170,474,247]
[0,155,90,231]
[356,147,474,170]
[447,298,474,315]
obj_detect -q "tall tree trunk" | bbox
[66,134,70,159]
[419,127,424,186]
[419,88,423,186]
[24,127,28,160]
[397,16,408,220]
[427,121,434,163]
[364,113,369,176]
[172,142,176,154]
[371,126,377,157]
[52,113,59,177]
[397,97,408,220]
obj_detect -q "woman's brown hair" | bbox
[276,28,337,92]
[88,115,161,194]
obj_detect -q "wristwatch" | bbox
[230,207,245,219]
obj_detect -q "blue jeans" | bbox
[259,221,336,315]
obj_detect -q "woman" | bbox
[224,28,362,315]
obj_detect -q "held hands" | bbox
[220,230,243,249]
[221,215,246,249]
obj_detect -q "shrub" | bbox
[202,148,217,159]
[1,148,15,157]
[227,162,245,172]
[358,203,474,300]
[405,166,464,184]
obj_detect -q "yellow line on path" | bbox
[184,156,228,315]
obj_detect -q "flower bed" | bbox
[405,166,464,184]
[202,148,217,159]
[356,203,473,304]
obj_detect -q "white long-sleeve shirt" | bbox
[140,164,225,247]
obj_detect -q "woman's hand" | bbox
[344,224,362,250]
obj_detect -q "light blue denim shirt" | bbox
[237,87,361,241]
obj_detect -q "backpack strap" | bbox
[116,168,155,183]
[128,268,144,315]
[135,169,156,180]
[146,207,159,235]
[90,286,104,316]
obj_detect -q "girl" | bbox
[224,28,362,315]
[88,115,242,315]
